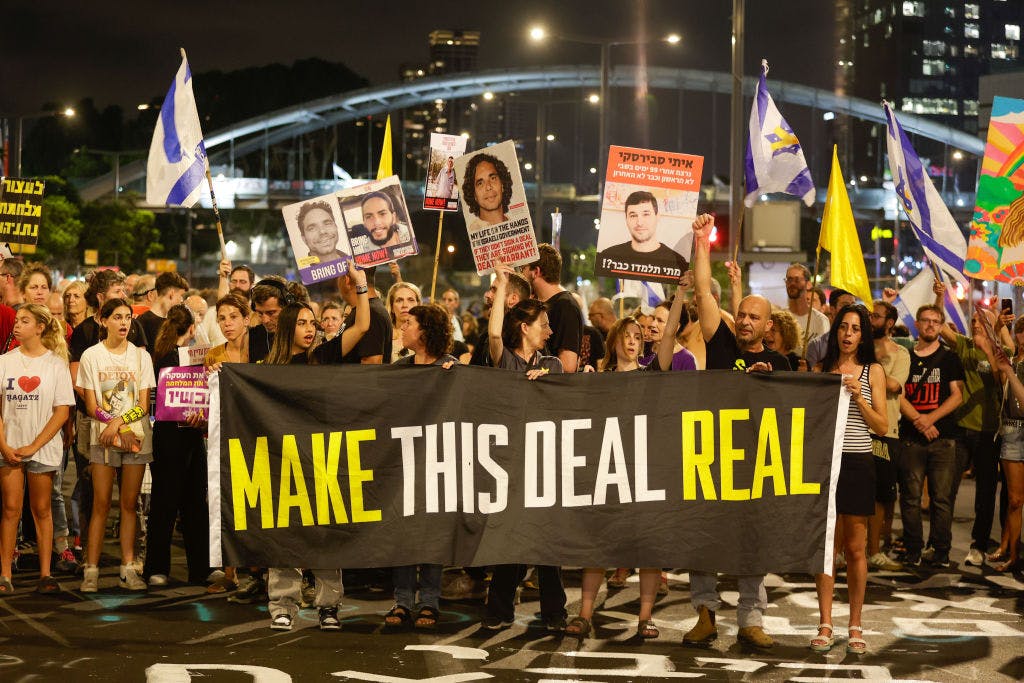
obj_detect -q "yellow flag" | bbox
[376,115,393,180]
[818,145,872,305]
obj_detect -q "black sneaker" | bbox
[229,575,267,604]
[319,606,341,631]
[903,552,922,567]
[482,616,513,630]
[930,552,952,569]
[544,615,567,632]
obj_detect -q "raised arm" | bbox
[217,259,232,298]
[339,267,371,357]
[725,260,742,319]
[657,277,688,371]
[692,214,722,343]
[932,279,957,345]
[488,261,512,367]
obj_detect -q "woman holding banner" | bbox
[384,303,457,630]
[144,305,210,588]
[259,267,370,631]
[77,298,156,593]
[205,293,251,368]
[567,317,663,639]
[0,305,75,595]
[482,261,568,632]
[812,304,888,654]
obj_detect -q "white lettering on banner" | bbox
[634,415,666,502]
[146,664,292,682]
[561,419,592,507]
[476,424,508,514]
[524,421,557,507]
[524,651,701,678]
[425,422,458,514]
[392,425,422,517]
[593,417,631,505]
[460,422,475,514]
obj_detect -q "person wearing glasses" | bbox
[784,264,829,348]
[896,304,965,569]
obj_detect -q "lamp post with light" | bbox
[7,106,77,177]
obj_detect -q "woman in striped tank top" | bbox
[811,305,888,655]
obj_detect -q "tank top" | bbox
[842,363,873,453]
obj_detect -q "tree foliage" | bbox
[79,196,161,271]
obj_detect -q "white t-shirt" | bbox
[790,307,831,346]
[0,348,75,467]
[78,342,156,447]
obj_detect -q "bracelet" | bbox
[118,426,133,435]
[121,406,145,424]
[355,284,368,294]
[95,408,114,423]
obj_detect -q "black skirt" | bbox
[836,451,876,516]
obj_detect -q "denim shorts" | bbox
[1000,422,1024,462]
[0,458,59,474]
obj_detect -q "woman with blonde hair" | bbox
[0,304,75,594]
[387,282,422,362]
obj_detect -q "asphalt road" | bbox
[1,476,1022,682]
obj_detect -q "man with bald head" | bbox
[685,213,790,652]
[588,297,616,336]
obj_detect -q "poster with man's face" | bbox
[453,140,537,275]
[594,145,704,283]
[337,175,419,268]
[282,192,352,285]
[423,133,467,212]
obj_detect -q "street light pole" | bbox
[598,42,610,192]
[729,0,745,256]
[10,107,76,177]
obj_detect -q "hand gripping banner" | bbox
[209,365,847,575]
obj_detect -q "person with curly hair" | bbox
[462,153,513,227]
[766,308,802,371]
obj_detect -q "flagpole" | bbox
[203,169,228,260]
[430,212,444,301]
[618,279,625,318]
[732,208,744,264]
[802,247,820,358]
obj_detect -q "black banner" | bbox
[210,364,844,575]
[0,177,44,246]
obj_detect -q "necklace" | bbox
[103,341,130,367]
[16,347,45,370]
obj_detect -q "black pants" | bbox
[143,423,210,583]
[486,564,566,621]
[958,430,1007,550]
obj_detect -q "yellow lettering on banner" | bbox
[681,411,716,500]
[347,429,382,523]
[312,432,349,525]
[752,408,787,498]
[719,409,750,501]
[788,408,819,494]
[230,437,273,531]
[277,435,314,527]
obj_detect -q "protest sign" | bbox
[964,96,1024,283]
[423,133,467,212]
[179,343,212,367]
[454,140,538,274]
[282,192,351,285]
[156,366,209,422]
[0,177,45,246]
[595,146,703,283]
[209,365,845,575]
[337,175,419,268]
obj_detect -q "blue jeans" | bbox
[392,564,442,611]
[897,438,959,555]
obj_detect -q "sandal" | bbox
[992,558,1020,573]
[607,568,630,589]
[384,604,413,628]
[986,550,1009,563]
[206,577,238,594]
[637,619,660,639]
[847,627,867,654]
[37,576,61,594]
[0,576,12,595]
[809,623,834,652]
[565,615,592,638]
[414,605,440,630]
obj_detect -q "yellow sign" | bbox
[84,249,99,265]
[146,259,178,273]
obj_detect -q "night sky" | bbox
[2,1,835,114]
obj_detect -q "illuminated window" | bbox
[943,6,955,18]
[873,8,884,24]
[1008,24,1021,41]
[965,44,979,56]
[992,43,1019,59]
[964,101,979,116]
[965,4,980,19]
[923,40,946,56]
[922,59,946,76]
[965,23,980,39]
[902,1,925,17]
[901,97,958,115]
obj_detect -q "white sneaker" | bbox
[964,548,984,566]
[81,565,99,593]
[148,574,168,587]
[120,564,147,591]
[868,552,903,571]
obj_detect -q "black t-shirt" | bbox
[581,325,605,370]
[341,297,392,364]
[597,241,689,281]
[393,353,458,366]
[705,319,792,372]
[248,324,273,364]
[543,290,583,363]
[470,329,492,367]
[900,346,966,441]
[137,310,165,354]
[69,316,150,411]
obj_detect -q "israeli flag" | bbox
[146,49,207,207]
[883,102,968,286]
[615,280,666,314]
[744,60,815,208]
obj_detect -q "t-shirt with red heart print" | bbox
[0,348,75,467]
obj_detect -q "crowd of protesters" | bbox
[0,212,1020,656]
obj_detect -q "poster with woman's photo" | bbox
[423,132,467,212]
[282,192,352,285]
[453,140,537,275]
[594,145,704,283]
[337,175,419,268]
